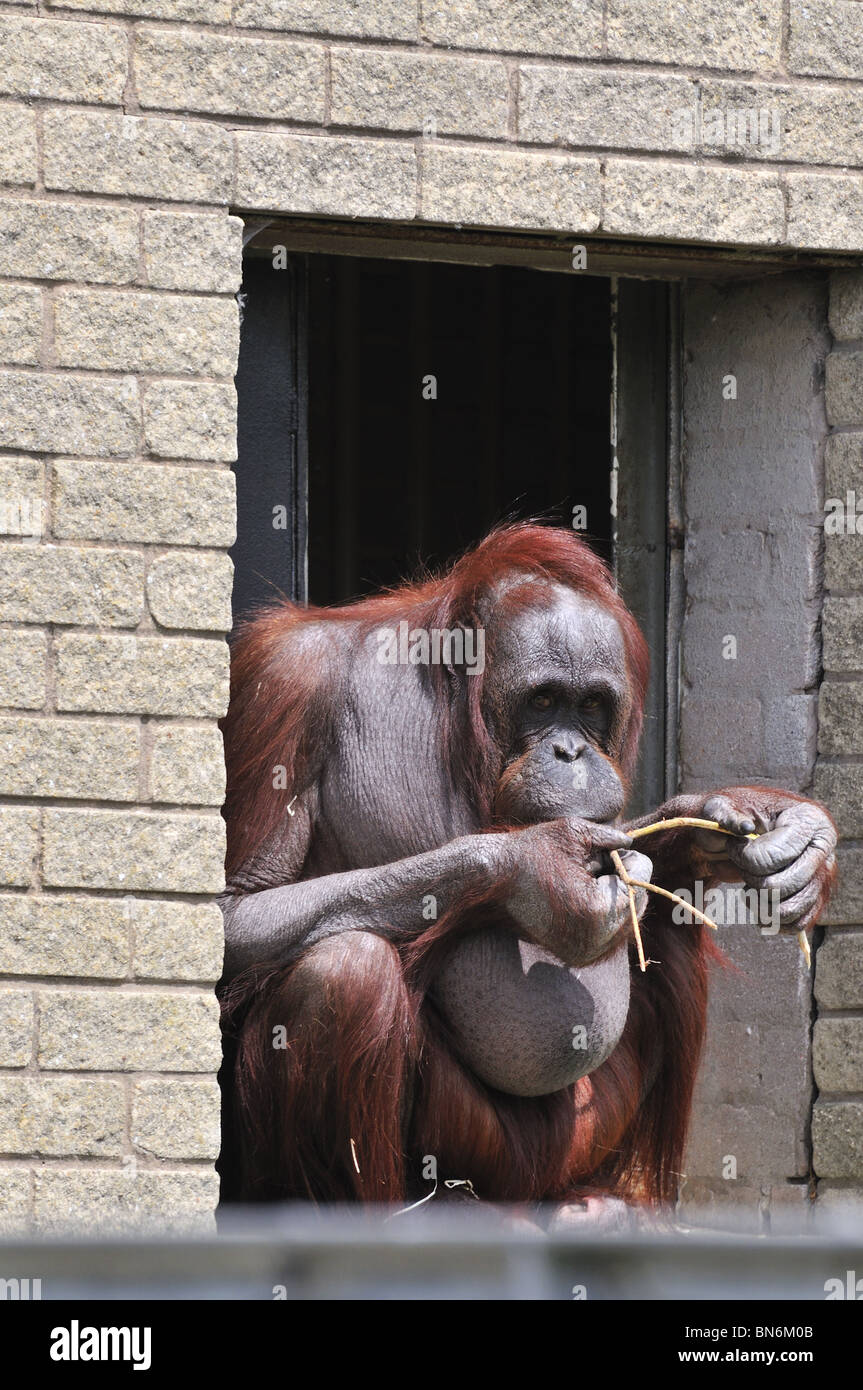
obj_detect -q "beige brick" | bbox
[826,352,863,426]
[0,894,129,978]
[0,1169,30,1234]
[0,284,41,365]
[831,272,863,340]
[0,546,143,625]
[0,807,38,886]
[607,0,780,71]
[0,16,125,104]
[825,535,863,592]
[819,682,863,755]
[0,104,36,186]
[0,630,46,709]
[422,146,600,233]
[39,987,221,1071]
[235,0,417,39]
[43,808,226,892]
[0,198,138,284]
[147,551,233,632]
[0,1077,124,1156]
[50,0,230,17]
[520,68,695,152]
[423,0,602,56]
[56,634,229,717]
[44,112,233,203]
[0,371,139,456]
[696,80,863,169]
[822,849,863,926]
[786,173,863,253]
[132,1078,220,1159]
[137,28,324,122]
[56,290,238,377]
[814,1018,863,1093]
[331,48,508,139]
[236,132,416,219]
[790,0,863,79]
[0,717,139,800]
[824,591,863,673]
[813,1101,863,1178]
[150,724,225,806]
[603,160,783,245]
[144,381,236,462]
[53,459,236,547]
[0,988,32,1065]
[814,764,863,839]
[0,455,44,541]
[142,211,242,293]
[815,930,863,1007]
[131,899,223,982]
[34,1167,218,1234]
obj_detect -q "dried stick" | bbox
[627,816,811,967]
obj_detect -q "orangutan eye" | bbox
[581,695,602,711]
[530,690,554,711]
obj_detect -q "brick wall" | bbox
[0,2,861,1232]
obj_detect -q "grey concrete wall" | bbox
[678,274,831,1226]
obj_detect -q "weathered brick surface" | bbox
[814,764,863,839]
[814,1018,863,1093]
[44,112,234,202]
[0,198,138,283]
[137,29,325,122]
[331,48,509,138]
[0,371,139,456]
[0,716,139,800]
[0,284,42,365]
[423,0,602,56]
[234,0,417,39]
[0,630,46,709]
[0,989,33,1066]
[0,15,125,104]
[813,1103,863,1178]
[51,0,230,16]
[0,546,143,625]
[142,212,243,293]
[607,0,780,70]
[604,161,784,244]
[789,0,863,79]
[0,895,129,978]
[43,809,225,893]
[33,1168,219,1234]
[131,900,223,982]
[0,808,39,886]
[819,683,863,754]
[56,634,229,716]
[0,104,37,185]
[132,1079,221,1159]
[53,459,236,547]
[0,1077,124,1156]
[149,724,226,805]
[38,989,221,1071]
[423,147,600,232]
[236,132,417,219]
[787,173,863,251]
[143,382,237,462]
[55,290,239,376]
[147,551,234,631]
[830,271,863,339]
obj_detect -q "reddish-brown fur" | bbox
[219,527,725,1206]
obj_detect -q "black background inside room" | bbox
[232,252,612,621]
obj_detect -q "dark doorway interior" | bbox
[307,256,612,605]
[232,252,613,618]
